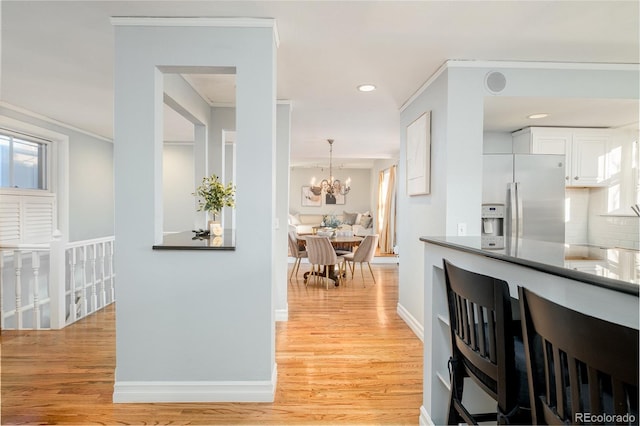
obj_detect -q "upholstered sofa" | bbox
[288,211,375,236]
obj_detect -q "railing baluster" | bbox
[100,242,107,308]
[32,251,41,329]
[81,246,88,318]
[69,247,77,323]
[108,241,115,302]
[90,244,98,313]
[14,251,22,329]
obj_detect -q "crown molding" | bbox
[446,59,640,71]
[110,17,280,48]
[0,102,112,143]
[400,59,640,113]
[399,61,448,112]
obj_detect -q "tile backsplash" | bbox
[566,188,639,250]
[565,188,640,250]
[589,215,639,250]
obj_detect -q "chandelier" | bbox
[310,139,351,196]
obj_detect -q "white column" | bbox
[113,18,278,403]
[49,231,67,329]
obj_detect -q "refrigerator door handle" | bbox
[515,182,523,238]
[507,182,518,239]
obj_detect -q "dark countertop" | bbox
[153,230,235,250]
[420,236,639,296]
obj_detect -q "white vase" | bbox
[207,212,223,236]
[209,222,223,236]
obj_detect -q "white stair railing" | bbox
[0,243,51,330]
[0,231,115,330]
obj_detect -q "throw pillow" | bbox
[342,211,358,225]
[288,213,301,226]
[360,215,373,229]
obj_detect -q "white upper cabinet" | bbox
[512,127,610,187]
[570,131,609,186]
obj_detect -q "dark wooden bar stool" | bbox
[518,287,639,425]
[443,259,531,425]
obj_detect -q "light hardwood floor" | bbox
[1,263,423,425]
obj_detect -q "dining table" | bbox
[297,234,363,285]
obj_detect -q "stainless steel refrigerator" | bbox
[482,154,566,243]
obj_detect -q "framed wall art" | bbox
[324,192,345,205]
[301,185,321,207]
[406,111,431,196]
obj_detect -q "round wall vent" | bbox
[485,71,507,93]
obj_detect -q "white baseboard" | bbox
[113,364,277,403]
[397,302,424,342]
[420,405,435,425]
[275,306,288,322]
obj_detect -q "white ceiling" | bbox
[2,1,639,168]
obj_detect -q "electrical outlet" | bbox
[457,223,467,236]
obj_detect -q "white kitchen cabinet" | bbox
[569,131,609,186]
[512,127,610,187]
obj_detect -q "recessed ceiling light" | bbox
[527,113,549,119]
[357,84,376,92]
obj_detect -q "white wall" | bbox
[274,102,291,321]
[209,107,236,179]
[397,68,449,342]
[163,143,196,233]
[210,107,236,229]
[113,20,278,402]
[68,135,114,241]
[482,131,513,154]
[289,167,372,215]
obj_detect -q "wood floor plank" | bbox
[1,263,423,424]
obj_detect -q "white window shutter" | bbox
[0,194,56,243]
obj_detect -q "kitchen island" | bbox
[419,236,639,425]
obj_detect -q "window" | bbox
[0,131,49,190]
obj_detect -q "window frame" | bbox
[0,128,52,194]
[0,114,69,242]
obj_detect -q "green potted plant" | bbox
[193,174,235,235]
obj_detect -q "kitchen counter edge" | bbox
[420,236,639,297]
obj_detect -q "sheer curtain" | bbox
[377,165,396,254]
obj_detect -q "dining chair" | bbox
[443,259,531,425]
[518,286,639,425]
[288,230,307,281]
[304,235,346,290]
[342,234,378,286]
